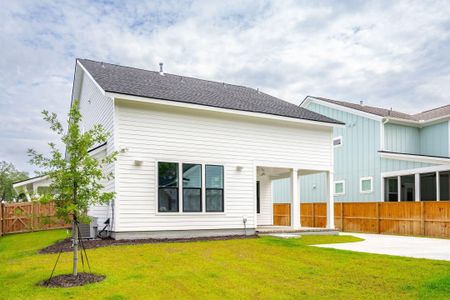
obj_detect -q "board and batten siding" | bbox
[114,100,333,232]
[274,100,441,204]
[420,121,449,157]
[76,66,115,228]
[384,123,420,154]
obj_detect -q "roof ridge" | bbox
[77,58,263,95]
[310,95,450,119]
[416,104,450,115]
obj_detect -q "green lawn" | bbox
[1,230,449,299]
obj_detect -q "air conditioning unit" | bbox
[78,217,98,239]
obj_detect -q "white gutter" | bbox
[378,151,450,165]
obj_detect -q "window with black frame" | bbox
[158,162,179,212]
[205,165,224,212]
[183,163,202,212]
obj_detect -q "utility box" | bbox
[78,217,98,239]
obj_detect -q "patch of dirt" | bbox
[39,234,258,254]
[40,273,105,288]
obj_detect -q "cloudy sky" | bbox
[1,0,450,174]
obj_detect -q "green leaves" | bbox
[0,161,28,202]
[28,100,124,223]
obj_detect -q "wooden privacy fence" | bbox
[0,201,69,236]
[273,201,450,238]
[273,203,291,226]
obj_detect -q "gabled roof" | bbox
[306,96,450,122]
[77,59,343,125]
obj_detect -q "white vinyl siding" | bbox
[115,100,332,232]
[77,69,115,228]
[257,176,273,226]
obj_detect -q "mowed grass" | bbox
[1,230,449,299]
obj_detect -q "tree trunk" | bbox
[72,219,78,276]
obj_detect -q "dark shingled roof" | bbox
[78,59,343,125]
[309,96,450,122]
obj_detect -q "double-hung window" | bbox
[183,163,202,212]
[205,165,224,212]
[158,162,179,212]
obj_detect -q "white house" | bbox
[18,59,343,239]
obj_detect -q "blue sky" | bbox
[1,0,450,174]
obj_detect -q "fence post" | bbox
[340,202,344,231]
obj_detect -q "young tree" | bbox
[0,161,28,202]
[28,101,123,276]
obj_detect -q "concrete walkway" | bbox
[314,233,450,261]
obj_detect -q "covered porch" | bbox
[256,165,335,233]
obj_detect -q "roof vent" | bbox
[159,62,164,75]
[360,100,364,105]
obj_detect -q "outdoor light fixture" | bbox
[134,160,143,166]
[236,166,243,171]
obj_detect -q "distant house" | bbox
[20,59,341,239]
[273,97,450,203]
[12,175,51,201]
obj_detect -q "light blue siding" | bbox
[304,102,382,202]
[384,123,420,153]
[380,158,432,172]
[420,121,449,157]
[273,100,445,203]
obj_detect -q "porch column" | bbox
[291,168,301,229]
[326,170,335,229]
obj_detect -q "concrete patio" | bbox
[314,232,450,261]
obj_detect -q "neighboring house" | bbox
[12,175,51,201]
[23,59,341,239]
[273,96,450,204]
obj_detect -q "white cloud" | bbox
[1,0,450,173]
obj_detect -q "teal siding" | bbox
[381,158,432,172]
[384,124,420,153]
[306,102,382,202]
[420,121,449,157]
[273,100,445,203]
[272,178,290,203]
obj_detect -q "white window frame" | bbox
[333,136,343,148]
[360,176,373,194]
[334,180,345,196]
[155,160,226,215]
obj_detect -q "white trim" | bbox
[333,180,345,196]
[379,151,450,165]
[397,176,401,202]
[436,171,440,201]
[359,176,374,194]
[414,173,420,202]
[303,97,450,127]
[381,164,450,178]
[112,98,120,232]
[88,143,107,157]
[333,136,343,148]
[303,97,383,121]
[326,171,335,229]
[76,60,106,96]
[291,168,300,229]
[12,175,49,189]
[110,93,342,129]
[448,120,450,156]
[254,161,332,172]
